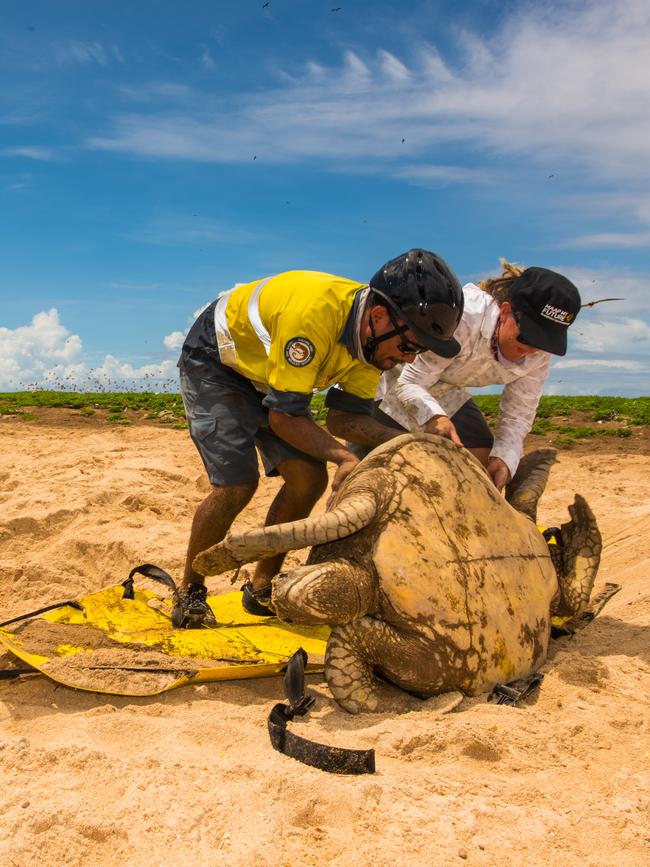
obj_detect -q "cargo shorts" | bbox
[179,365,323,486]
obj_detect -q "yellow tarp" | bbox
[0,585,329,697]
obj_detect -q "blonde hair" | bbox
[478,259,525,304]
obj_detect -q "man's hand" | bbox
[486,456,510,491]
[423,415,463,447]
[327,456,360,509]
[267,410,361,509]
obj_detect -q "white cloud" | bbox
[200,46,216,71]
[394,163,497,186]
[554,265,650,314]
[560,231,650,249]
[163,331,186,351]
[0,309,177,392]
[570,317,650,354]
[56,40,109,66]
[117,82,194,101]
[1,146,58,161]
[342,50,371,85]
[86,0,650,192]
[553,358,648,371]
[378,50,410,82]
[123,214,267,246]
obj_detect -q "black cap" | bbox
[369,249,463,358]
[510,267,581,356]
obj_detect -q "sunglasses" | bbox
[397,336,427,355]
[387,309,428,355]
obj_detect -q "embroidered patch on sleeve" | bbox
[284,337,316,367]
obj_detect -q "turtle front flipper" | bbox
[272,560,376,625]
[325,618,446,714]
[551,494,602,618]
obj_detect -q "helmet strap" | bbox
[363,308,407,362]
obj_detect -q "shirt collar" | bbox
[339,286,370,360]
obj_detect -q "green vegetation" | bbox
[311,392,327,424]
[0,391,647,446]
[473,394,650,424]
[106,412,131,425]
[0,390,185,415]
[476,395,646,446]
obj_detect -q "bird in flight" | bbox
[581,297,624,308]
[331,6,342,11]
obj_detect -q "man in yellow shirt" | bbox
[174,249,463,626]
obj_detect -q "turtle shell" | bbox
[367,437,556,691]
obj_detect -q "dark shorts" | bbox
[451,398,494,449]
[179,365,324,487]
[348,398,493,459]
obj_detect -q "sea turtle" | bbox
[194,434,601,713]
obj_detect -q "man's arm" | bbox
[325,408,401,448]
[268,410,358,500]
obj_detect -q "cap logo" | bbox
[540,303,574,326]
[284,337,315,367]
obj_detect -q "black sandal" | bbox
[241,580,274,617]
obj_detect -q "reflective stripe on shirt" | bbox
[214,276,274,367]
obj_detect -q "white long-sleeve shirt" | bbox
[378,283,551,478]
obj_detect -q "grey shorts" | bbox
[348,398,493,459]
[179,367,324,486]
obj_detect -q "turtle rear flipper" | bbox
[552,494,602,618]
[506,449,557,522]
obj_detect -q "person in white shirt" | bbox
[371,261,582,490]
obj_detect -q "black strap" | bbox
[0,599,84,629]
[122,563,179,599]
[0,668,40,680]
[488,673,544,706]
[267,648,376,775]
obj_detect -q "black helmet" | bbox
[369,248,463,358]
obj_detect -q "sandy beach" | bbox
[1,410,648,866]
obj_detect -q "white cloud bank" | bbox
[0,309,178,392]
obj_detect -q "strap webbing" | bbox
[267,648,376,775]
[122,563,178,599]
[0,599,83,629]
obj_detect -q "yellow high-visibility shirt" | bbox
[216,270,380,403]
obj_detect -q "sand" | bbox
[0,412,648,866]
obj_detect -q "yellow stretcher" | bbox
[0,584,329,697]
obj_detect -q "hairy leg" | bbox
[251,458,328,592]
[183,482,257,586]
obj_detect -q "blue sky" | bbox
[1,0,648,395]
